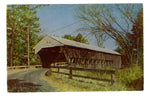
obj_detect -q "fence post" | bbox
[111,73,114,85]
[69,67,72,79]
[58,67,59,72]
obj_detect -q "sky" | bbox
[36,5,81,36]
[36,4,142,50]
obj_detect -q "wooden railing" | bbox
[50,66,116,84]
[7,65,42,69]
[7,66,29,69]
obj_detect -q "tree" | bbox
[7,5,42,66]
[63,35,75,40]
[76,4,142,65]
[63,33,89,44]
[130,8,143,66]
[93,32,108,47]
[75,5,109,47]
[74,33,89,44]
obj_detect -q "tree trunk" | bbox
[136,37,139,67]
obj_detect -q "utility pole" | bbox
[25,25,30,68]
[10,25,15,67]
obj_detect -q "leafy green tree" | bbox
[74,33,89,44]
[63,33,89,44]
[7,5,42,66]
[63,35,75,40]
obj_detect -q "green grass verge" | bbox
[43,72,128,92]
[43,65,143,91]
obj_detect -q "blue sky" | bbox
[37,5,79,35]
[36,4,142,50]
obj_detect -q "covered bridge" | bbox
[33,35,121,69]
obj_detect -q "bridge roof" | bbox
[33,35,121,55]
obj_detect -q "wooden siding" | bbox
[60,46,121,68]
[34,36,121,69]
[37,46,121,69]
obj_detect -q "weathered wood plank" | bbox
[51,71,113,82]
[51,66,116,74]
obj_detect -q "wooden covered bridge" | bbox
[33,35,121,69]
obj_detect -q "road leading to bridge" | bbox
[7,69,58,92]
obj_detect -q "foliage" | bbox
[63,33,89,44]
[63,34,75,40]
[115,65,143,90]
[115,8,143,66]
[130,8,143,66]
[7,5,42,66]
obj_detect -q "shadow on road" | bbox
[7,79,42,92]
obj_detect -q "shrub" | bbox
[115,65,143,90]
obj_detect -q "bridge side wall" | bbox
[37,46,121,69]
[61,46,121,69]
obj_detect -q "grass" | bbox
[43,65,144,92]
[43,72,128,92]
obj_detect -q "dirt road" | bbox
[7,69,58,92]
